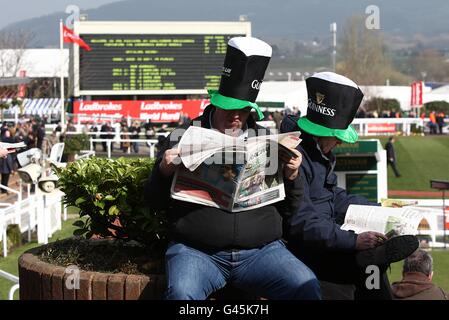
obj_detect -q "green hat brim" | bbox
[208,90,264,121]
[297,117,358,144]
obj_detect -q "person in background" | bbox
[436,111,445,135]
[392,249,448,300]
[129,121,141,154]
[36,122,46,150]
[385,136,401,178]
[429,111,437,134]
[89,122,99,151]
[144,119,156,139]
[178,112,191,127]
[120,124,130,153]
[0,130,16,195]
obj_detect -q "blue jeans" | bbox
[165,240,321,300]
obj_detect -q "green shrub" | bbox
[55,157,167,251]
[364,98,401,114]
[0,101,10,110]
[63,134,90,156]
[0,224,22,255]
[423,101,449,114]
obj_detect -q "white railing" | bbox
[352,118,425,136]
[352,117,449,136]
[0,269,19,300]
[0,187,63,257]
[89,138,159,158]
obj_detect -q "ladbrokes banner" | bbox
[73,100,210,122]
[367,123,396,134]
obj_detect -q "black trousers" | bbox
[387,160,401,177]
[1,173,10,193]
[289,246,393,300]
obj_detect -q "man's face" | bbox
[318,136,342,154]
[212,107,251,136]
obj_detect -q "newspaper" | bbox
[0,142,26,149]
[341,204,428,237]
[170,126,302,212]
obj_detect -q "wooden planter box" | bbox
[18,246,166,300]
[19,244,354,300]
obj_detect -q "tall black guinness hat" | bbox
[297,72,364,143]
[209,37,272,120]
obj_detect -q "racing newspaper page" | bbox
[341,204,429,237]
[170,126,301,212]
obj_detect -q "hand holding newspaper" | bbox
[341,204,428,238]
[171,126,302,212]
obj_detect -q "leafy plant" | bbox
[364,97,401,114]
[423,101,449,114]
[0,101,10,110]
[55,157,167,252]
[11,97,23,107]
[63,134,90,155]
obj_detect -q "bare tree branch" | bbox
[0,29,35,77]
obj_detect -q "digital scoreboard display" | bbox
[79,34,244,92]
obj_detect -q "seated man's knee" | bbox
[296,277,321,300]
[279,265,321,300]
[292,266,321,299]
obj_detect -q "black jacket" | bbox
[145,105,303,250]
[281,115,376,251]
[385,141,396,162]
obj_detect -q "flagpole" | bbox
[59,19,65,128]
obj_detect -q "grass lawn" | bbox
[0,218,79,300]
[375,136,449,194]
[388,249,449,292]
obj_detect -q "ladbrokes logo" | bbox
[79,102,122,111]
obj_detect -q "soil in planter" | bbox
[37,237,165,275]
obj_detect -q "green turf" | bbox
[388,249,449,293]
[376,136,449,194]
[0,218,79,300]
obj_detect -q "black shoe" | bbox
[356,235,419,268]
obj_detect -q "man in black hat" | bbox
[145,37,320,300]
[280,72,418,299]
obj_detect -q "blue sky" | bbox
[0,0,120,29]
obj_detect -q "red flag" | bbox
[63,25,91,51]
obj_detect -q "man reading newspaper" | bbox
[145,37,320,300]
[280,72,419,300]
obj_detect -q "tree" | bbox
[337,15,409,85]
[363,97,400,115]
[410,49,449,83]
[0,29,34,78]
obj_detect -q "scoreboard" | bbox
[74,22,251,96]
[79,34,238,91]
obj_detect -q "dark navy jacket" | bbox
[281,115,375,251]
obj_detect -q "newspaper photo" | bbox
[341,204,428,237]
[171,126,301,212]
